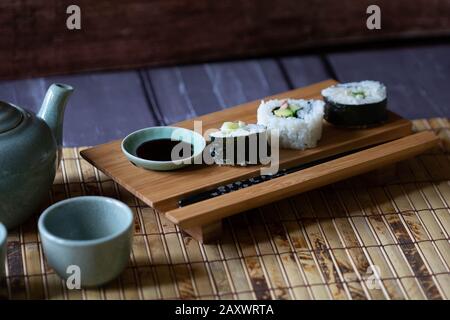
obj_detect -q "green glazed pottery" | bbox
[0,223,6,279]
[38,196,134,287]
[0,84,73,229]
[121,126,206,171]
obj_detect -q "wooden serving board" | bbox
[80,79,439,242]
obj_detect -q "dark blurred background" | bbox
[1,0,449,145]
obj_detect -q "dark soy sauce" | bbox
[136,139,194,162]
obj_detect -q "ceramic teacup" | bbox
[0,223,6,279]
[121,126,206,171]
[38,196,134,287]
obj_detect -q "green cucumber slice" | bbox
[274,108,294,117]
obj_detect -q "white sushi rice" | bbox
[321,80,386,105]
[210,122,266,138]
[257,99,324,150]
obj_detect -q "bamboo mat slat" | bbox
[1,118,449,300]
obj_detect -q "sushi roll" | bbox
[209,121,269,166]
[257,99,324,150]
[321,80,387,128]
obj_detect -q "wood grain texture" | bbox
[145,60,289,125]
[166,131,439,228]
[1,0,450,79]
[278,56,330,88]
[0,71,157,146]
[184,221,223,244]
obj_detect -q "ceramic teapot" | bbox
[0,84,73,229]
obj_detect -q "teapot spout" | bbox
[37,83,73,163]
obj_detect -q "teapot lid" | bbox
[0,101,23,133]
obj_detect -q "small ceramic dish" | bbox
[0,223,6,278]
[121,126,206,171]
[38,196,133,287]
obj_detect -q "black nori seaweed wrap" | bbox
[323,97,388,128]
[210,132,270,166]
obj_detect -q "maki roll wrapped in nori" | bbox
[209,121,269,166]
[321,80,387,128]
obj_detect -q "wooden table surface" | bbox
[0,44,448,147]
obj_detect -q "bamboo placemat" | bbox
[1,118,449,300]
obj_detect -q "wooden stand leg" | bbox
[184,220,222,243]
[363,163,398,184]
